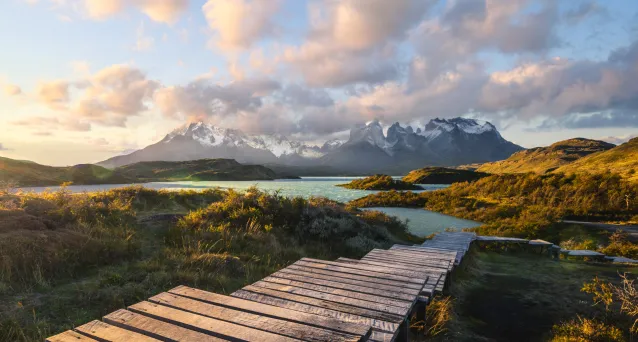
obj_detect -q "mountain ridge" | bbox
[98,118,524,174]
[477,138,616,174]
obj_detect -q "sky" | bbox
[1,0,638,166]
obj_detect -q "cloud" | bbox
[0,143,10,151]
[85,0,189,24]
[154,77,280,121]
[73,65,160,126]
[280,84,334,108]
[32,65,159,127]
[564,1,606,24]
[3,84,22,96]
[599,134,638,145]
[12,116,92,132]
[37,80,71,110]
[134,21,155,51]
[203,0,281,51]
[280,0,432,87]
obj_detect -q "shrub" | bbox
[551,317,624,342]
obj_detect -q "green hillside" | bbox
[555,137,638,183]
[402,167,489,184]
[0,157,284,187]
[0,157,132,186]
[477,138,615,174]
[337,174,423,190]
[116,159,279,181]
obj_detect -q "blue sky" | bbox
[1,0,638,165]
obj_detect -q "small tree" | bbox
[583,273,638,333]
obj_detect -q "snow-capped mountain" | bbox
[98,122,338,168]
[98,118,522,173]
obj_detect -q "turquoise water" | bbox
[20,177,481,237]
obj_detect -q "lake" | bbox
[20,177,482,237]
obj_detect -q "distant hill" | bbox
[337,175,423,190]
[1,157,286,187]
[555,137,638,183]
[0,157,132,187]
[117,159,279,181]
[402,167,489,184]
[477,138,615,174]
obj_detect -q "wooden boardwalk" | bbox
[47,233,477,342]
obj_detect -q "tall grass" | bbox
[0,185,415,342]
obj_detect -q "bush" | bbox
[337,175,422,190]
[551,317,624,341]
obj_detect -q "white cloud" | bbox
[202,0,281,51]
[3,84,22,96]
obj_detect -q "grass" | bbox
[436,250,636,341]
[402,167,489,184]
[0,185,418,341]
[338,174,423,190]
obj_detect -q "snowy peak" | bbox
[423,118,498,137]
[348,120,390,150]
[163,121,323,158]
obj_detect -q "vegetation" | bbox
[351,172,638,256]
[0,185,416,341]
[402,167,488,184]
[116,159,280,181]
[0,157,289,187]
[556,137,638,184]
[0,157,133,186]
[436,251,635,341]
[477,138,615,175]
[338,174,423,190]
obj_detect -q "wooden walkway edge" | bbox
[47,232,479,342]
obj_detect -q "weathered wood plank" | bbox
[231,289,400,334]
[240,284,404,323]
[46,331,98,342]
[128,301,301,341]
[286,264,422,292]
[103,309,229,342]
[365,250,453,268]
[391,244,458,256]
[389,246,458,260]
[251,280,410,316]
[336,258,442,287]
[168,286,371,338]
[74,320,160,342]
[262,275,414,309]
[362,254,451,272]
[147,292,365,342]
[301,258,428,281]
[367,249,454,265]
[334,258,431,277]
[277,268,419,297]
[272,269,416,302]
[295,260,426,286]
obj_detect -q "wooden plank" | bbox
[277,268,419,297]
[365,250,453,267]
[103,309,229,342]
[335,258,431,277]
[392,244,458,255]
[240,284,404,323]
[262,275,414,309]
[286,264,422,293]
[74,320,160,342]
[128,301,301,341]
[272,269,416,302]
[336,258,443,288]
[301,258,427,281]
[390,246,458,259]
[295,259,425,286]
[367,249,454,264]
[168,286,371,338]
[231,289,399,335]
[251,281,410,316]
[362,254,451,272]
[147,292,365,342]
[47,331,98,342]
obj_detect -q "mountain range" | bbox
[98,118,523,174]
